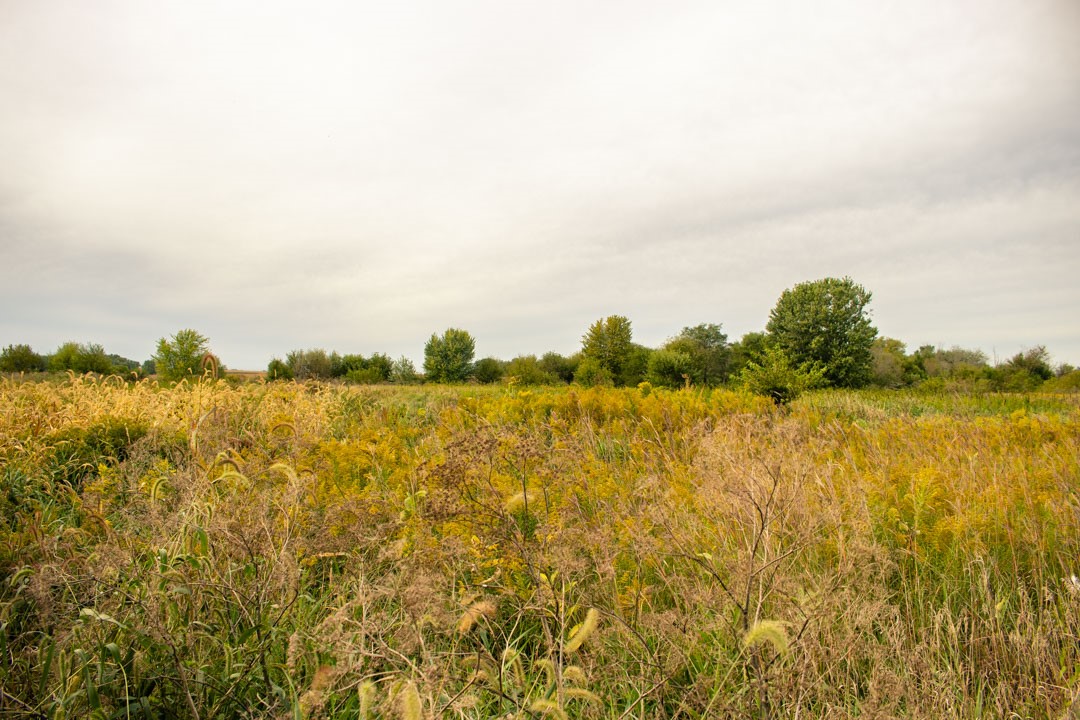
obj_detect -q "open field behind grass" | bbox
[1,377,1078,718]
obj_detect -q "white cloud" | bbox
[1,0,1078,368]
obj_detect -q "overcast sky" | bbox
[2,1,1078,370]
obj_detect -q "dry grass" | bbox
[0,375,1077,718]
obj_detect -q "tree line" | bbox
[3,278,1077,398]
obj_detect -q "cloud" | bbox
[1,0,1078,368]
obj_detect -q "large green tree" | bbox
[581,315,633,385]
[423,328,476,383]
[154,329,213,381]
[766,277,877,388]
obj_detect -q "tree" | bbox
[728,332,769,379]
[647,349,692,388]
[154,329,213,381]
[664,323,729,386]
[267,358,293,381]
[0,344,46,372]
[390,356,419,384]
[107,353,142,377]
[285,349,334,380]
[989,346,1053,391]
[870,337,908,388]
[573,356,614,387]
[423,328,476,383]
[474,357,506,384]
[917,345,988,378]
[48,342,114,374]
[581,315,633,385]
[766,277,877,388]
[505,355,559,385]
[538,352,578,384]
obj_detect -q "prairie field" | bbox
[1,377,1078,719]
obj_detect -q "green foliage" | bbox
[504,355,558,385]
[345,366,387,385]
[647,349,692,388]
[49,342,115,375]
[389,356,419,384]
[267,357,294,381]
[153,329,214,381]
[581,315,633,385]
[45,417,150,489]
[915,345,989,379]
[1044,369,1080,393]
[331,352,362,377]
[727,332,768,379]
[1002,346,1052,383]
[573,356,614,387]
[664,323,729,386]
[767,276,877,388]
[0,343,46,372]
[474,357,506,384]
[870,337,911,388]
[339,353,393,384]
[739,345,826,404]
[621,343,652,387]
[538,352,578,384]
[286,348,334,380]
[106,353,143,378]
[423,328,476,383]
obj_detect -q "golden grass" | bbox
[0,375,1077,718]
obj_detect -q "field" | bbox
[1,376,1078,719]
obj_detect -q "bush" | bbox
[573,356,614,387]
[0,344,46,373]
[286,348,334,380]
[267,357,293,381]
[740,345,826,404]
[1044,370,1080,393]
[647,349,692,388]
[48,342,115,375]
[504,355,558,385]
[474,357,506,384]
[538,352,578,384]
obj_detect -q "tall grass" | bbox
[0,376,1077,717]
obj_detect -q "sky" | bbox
[2,1,1078,370]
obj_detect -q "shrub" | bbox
[573,356,614,387]
[474,357,506,384]
[739,345,826,404]
[504,355,559,385]
[647,348,692,388]
[0,344,47,372]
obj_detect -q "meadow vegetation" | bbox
[1,375,1078,718]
